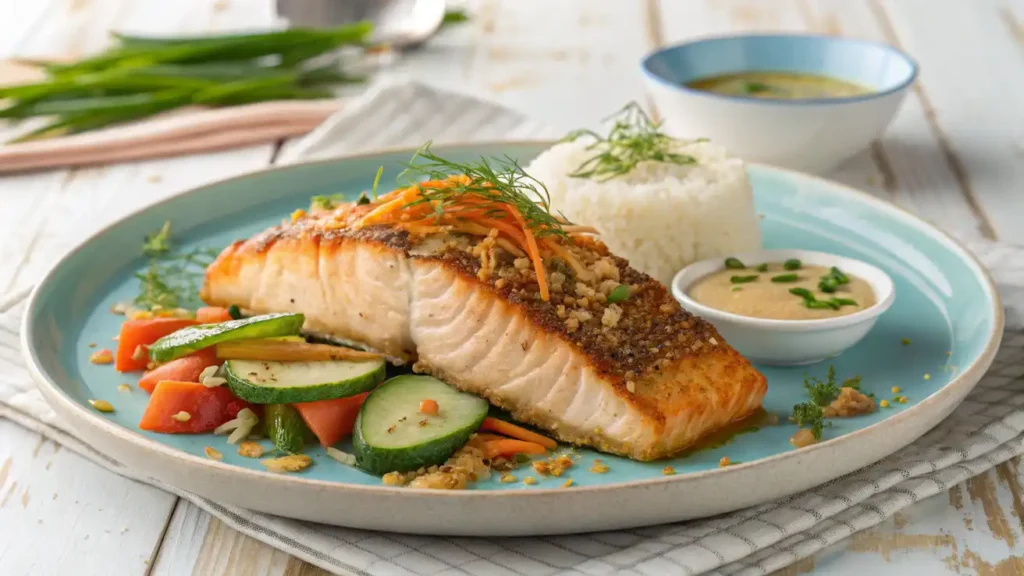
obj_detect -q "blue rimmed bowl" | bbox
[642,34,918,173]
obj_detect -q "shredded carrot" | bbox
[481,439,548,459]
[351,175,574,301]
[497,204,549,300]
[481,417,557,450]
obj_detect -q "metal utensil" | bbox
[275,0,447,49]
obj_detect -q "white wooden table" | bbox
[1,1,1023,574]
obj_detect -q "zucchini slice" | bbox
[148,312,303,362]
[265,404,312,454]
[353,375,489,475]
[224,358,385,404]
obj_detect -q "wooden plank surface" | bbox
[2,0,1024,575]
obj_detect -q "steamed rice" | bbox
[527,137,762,286]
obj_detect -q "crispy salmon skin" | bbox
[202,199,766,461]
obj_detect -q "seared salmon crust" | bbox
[202,209,767,460]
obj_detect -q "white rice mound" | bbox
[527,138,762,287]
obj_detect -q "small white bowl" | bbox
[671,249,895,366]
[641,34,918,173]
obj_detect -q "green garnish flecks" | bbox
[789,287,814,300]
[755,263,769,272]
[399,142,570,240]
[724,257,746,270]
[310,193,346,211]
[134,220,218,311]
[227,304,243,320]
[742,81,774,94]
[441,9,470,25]
[818,266,850,293]
[783,259,802,271]
[607,284,630,304]
[771,273,799,283]
[370,165,383,200]
[791,402,829,440]
[142,221,172,256]
[731,275,759,284]
[562,102,696,181]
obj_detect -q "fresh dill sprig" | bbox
[562,102,697,181]
[134,221,217,310]
[397,142,571,239]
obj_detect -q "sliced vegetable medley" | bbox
[94,223,562,487]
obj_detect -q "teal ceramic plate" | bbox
[22,143,1002,536]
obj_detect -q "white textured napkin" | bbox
[4,81,1024,576]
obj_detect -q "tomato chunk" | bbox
[137,348,220,393]
[115,317,198,372]
[138,380,248,434]
[196,306,233,324]
[293,392,369,447]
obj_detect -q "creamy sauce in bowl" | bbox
[686,71,871,100]
[688,260,876,321]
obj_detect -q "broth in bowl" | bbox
[686,71,871,100]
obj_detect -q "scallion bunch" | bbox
[0,22,372,142]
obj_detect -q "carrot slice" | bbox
[138,380,248,434]
[196,306,232,324]
[115,317,198,372]
[293,392,369,447]
[481,439,548,459]
[480,417,557,450]
[137,348,219,393]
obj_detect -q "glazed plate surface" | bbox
[22,143,1002,535]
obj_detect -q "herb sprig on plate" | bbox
[134,221,218,310]
[397,142,571,240]
[790,365,867,440]
[562,102,697,181]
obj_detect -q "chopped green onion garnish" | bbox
[771,273,799,283]
[227,304,243,320]
[818,266,850,293]
[607,284,630,304]
[730,275,759,284]
[356,192,371,205]
[731,286,743,292]
[755,263,768,272]
[789,287,815,300]
[783,259,802,271]
[806,300,839,310]
[724,257,746,270]
[742,81,773,94]
[831,298,859,307]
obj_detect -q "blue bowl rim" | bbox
[641,32,920,106]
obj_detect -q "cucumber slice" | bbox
[265,404,311,454]
[148,312,304,362]
[224,358,385,404]
[353,375,489,475]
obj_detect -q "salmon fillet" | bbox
[202,207,767,461]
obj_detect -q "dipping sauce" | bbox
[688,260,875,321]
[686,72,870,100]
